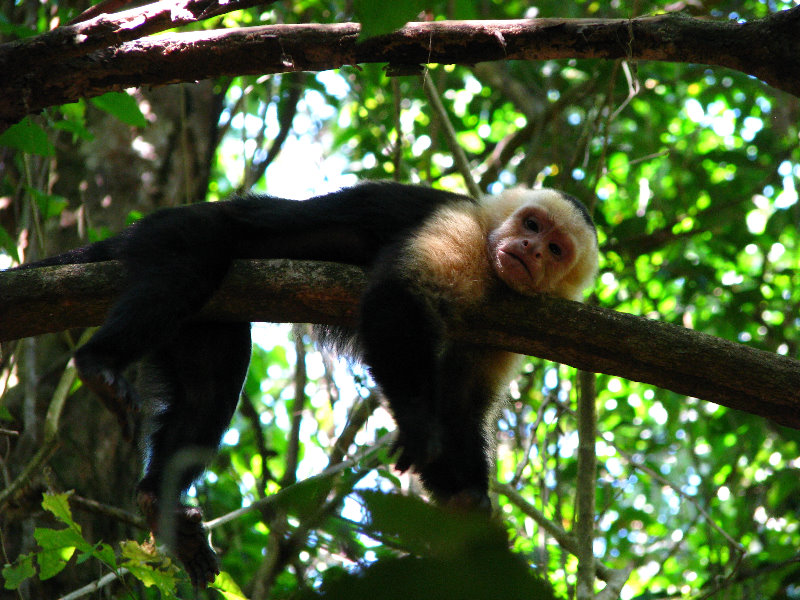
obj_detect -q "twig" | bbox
[70,494,146,529]
[328,393,378,467]
[421,72,482,198]
[205,432,395,529]
[0,348,84,508]
[493,481,627,585]
[68,0,137,25]
[600,432,746,555]
[281,323,308,486]
[575,370,597,599]
[58,568,130,600]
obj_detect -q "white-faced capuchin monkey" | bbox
[11,182,599,587]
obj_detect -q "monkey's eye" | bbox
[549,243,562,257]
[524,218,539,232]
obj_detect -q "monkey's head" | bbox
[484,188,599,301]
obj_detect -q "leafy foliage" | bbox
[2,493,179,596]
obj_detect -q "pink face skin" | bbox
[487,204,577,296]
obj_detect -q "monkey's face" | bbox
[487,202,579,297]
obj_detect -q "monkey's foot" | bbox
[137,491,220,588]
[74,357,140,441]
[173,506,220,588]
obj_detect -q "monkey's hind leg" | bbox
[74,283,177,441]
[136,322,251,588]
[75,206,237,437]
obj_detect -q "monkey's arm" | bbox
[356,254,508,509]
[358,262,447,474]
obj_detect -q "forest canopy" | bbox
[1,1,800,599]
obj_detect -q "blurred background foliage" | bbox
[1,0,800,598]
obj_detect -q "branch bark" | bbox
[2,260,799,428]
[2,8,800,130]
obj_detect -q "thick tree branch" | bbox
[0,0,276,71]
[2,260,799,428]
[3,8,800,130]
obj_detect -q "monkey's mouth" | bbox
[499,249,533,280]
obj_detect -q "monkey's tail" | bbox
[11,238,116,271]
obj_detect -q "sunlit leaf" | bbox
[90,92,147,127]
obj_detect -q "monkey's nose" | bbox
[522,239,541,257]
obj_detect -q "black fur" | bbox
[558,191,596,232]
[17,182,510,585]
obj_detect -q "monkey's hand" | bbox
[138,491,220,588]
[391,416,444,473]
[444,489,492,513]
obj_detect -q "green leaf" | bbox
[41,492,76,527]
[33,528,82,579]
[120,539,180,592]
[0,14,37,38]
[272,472,339,518]
[357,491,507,557]
[353,0,427,39]
[300,500,558,600]
[28,187,68,220]
[0,117,55,156]
[53,118,94,142]
[33,527,84,551]
[120,539,163,562]
[0,225,19,263]
[449,0,479,20]
[125,562,178,594]
[212,571,249,599]
[456,131,485,154]
[1,553,36,589]
[91,542,119,568]
[90,92,147,127]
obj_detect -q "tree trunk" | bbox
[0,81,222,596]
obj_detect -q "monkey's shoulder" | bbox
[401,200,493,305]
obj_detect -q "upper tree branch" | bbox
[2,260,799,428]
[2,8,800,130]
[0,0,277,71]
